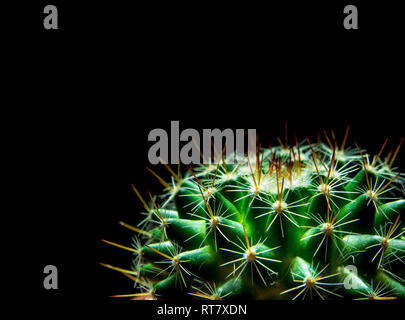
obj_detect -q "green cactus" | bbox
[102,129,405,300]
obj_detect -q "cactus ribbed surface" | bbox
[102,132,405,300]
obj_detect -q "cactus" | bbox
[101,128,405,300]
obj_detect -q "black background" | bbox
[19,0,405,318]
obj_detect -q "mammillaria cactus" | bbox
[101,127,405,300]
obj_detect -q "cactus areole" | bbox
[102,129,405,300]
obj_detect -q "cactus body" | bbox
[103,135,405,300]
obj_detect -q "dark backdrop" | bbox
[20,0,405,318]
